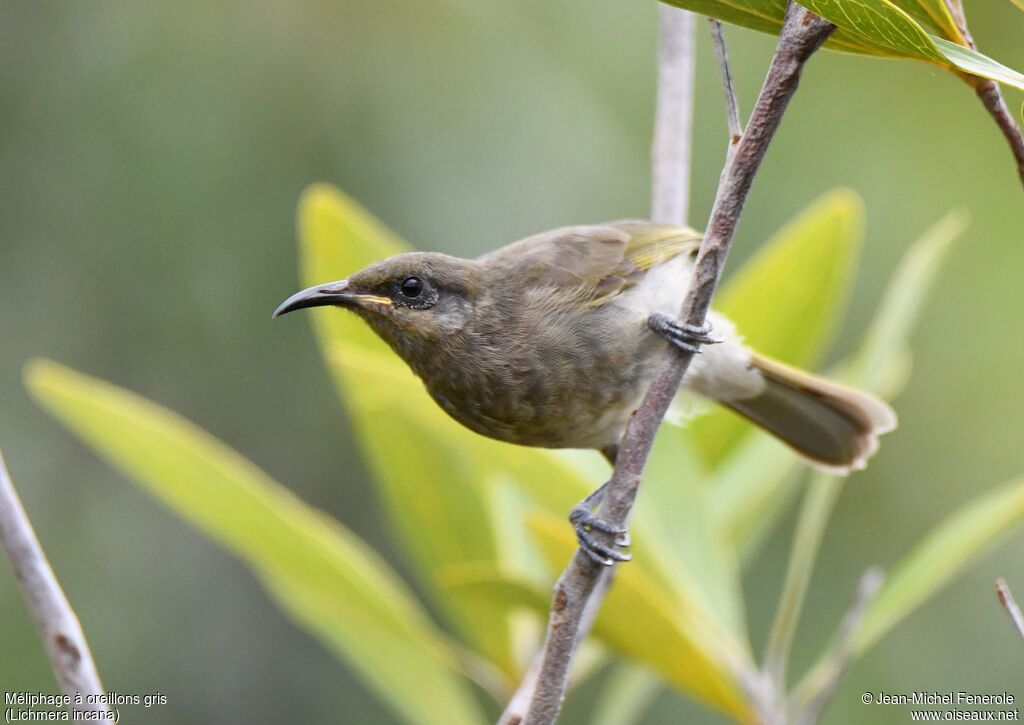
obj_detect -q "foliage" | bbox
[26,184,1024,723]
[657,0,1024,91]
[25,359,483,725]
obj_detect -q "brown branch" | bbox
[519,5,835,724]
[971,78,1024,187]
[498,574,612,725]
[942,0,1024,186]
[995,578,1024,640]
[0,450,112,717]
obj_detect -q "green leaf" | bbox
[689,189,864,466]
[657,0,914,55]
[638,427,747,637]
[25,359,482,725]
[799,0,946,61]
[298,184,595,676]
[590,663,663,725]
[708,433,803,560]
[719,209,963,563]
[889,0,963,40]
[845,208,967,397]
[793,474,1024,709]
[855,474,1024,650]
[932,38,1024,91]
[658,0,787,36]
[437,562,553,614]
[658,0,1024,88]
[762,211,964,698]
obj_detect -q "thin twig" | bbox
[651,4,697,224]
[791,567,885,725]
[942,0,1024,186]
[519,5,835,724]
[708,18,743,148]
[995,578,1024,640]
[0,450,111,716]
[970,78,1024,186]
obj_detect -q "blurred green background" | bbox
[1,1,1022,723]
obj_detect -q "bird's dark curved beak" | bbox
[273,279,357,318]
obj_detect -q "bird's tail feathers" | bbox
[722,354,897,474]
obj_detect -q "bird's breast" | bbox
[409,296,664,450]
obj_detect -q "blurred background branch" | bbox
[651,5,697,225]
[0,451,110,718]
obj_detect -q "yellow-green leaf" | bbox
[800,0,945,62]
[708,433,803,560]
[855,474,1024,651]
[590,663,663,725]
[932,38,1024,91]
[793,474,1024,710]
[690,189,864,466]
[659,0,787,36]
[889,0,963,41]
[658,0,918,56]
[846,209,966,397]
[638,427,747,637]
[715,209,962,580]
[25,359,482,725]
[658,0,1024,89]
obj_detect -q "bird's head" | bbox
[274,251,481,360]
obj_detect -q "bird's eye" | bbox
[400,276,423,299]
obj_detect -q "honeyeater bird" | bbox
[274,221,896,564]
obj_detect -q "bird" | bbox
[274,221,896,564]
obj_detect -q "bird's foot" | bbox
[569,503,631,567]
[648,313,723,354]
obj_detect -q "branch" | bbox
[0,451,111,716]
[971,78,1024,187]
[995,578,1024,640]
[708,18,743,148]
[943,0,1024,186]
[651,4,697,224]
[498,574,613,725]
[791,567,885,725]
[503,13,697,723]
[519,5,835,724]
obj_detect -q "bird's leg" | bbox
[648,312,723,353]
[569,482,631,566]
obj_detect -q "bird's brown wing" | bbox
[479,222,701,306]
